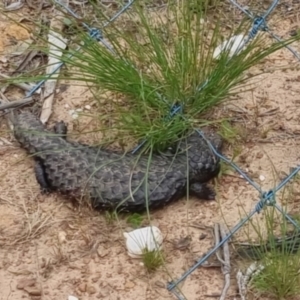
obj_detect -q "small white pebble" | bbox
[68,109,80,119]
[68,296,78,300]
[58,231,67,244]
[245,168,249,172]
[85,105,91,110]
[0,56,7,63]
[64,104,70,109]
[76,108,83,112]
[259,175,265,182]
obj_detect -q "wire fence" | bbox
[9,0,300,299]
[167,1,300,299]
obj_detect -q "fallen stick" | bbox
[205,224,231,299]
[0,97,33,111]
[40,0,68,124]
[237,262,265,300]
[218,224,231,300]
[0,73,39,93]
[0,93,14,130]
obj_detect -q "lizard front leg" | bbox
[34,159,51,194]
[190,182,216,200]
[52,121,68,138]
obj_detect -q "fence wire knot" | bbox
[169,103,183,118]
[88,27,103,41]
[249,16,268,39]
[256,190,276,213]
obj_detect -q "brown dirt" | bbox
[1,2,300,300]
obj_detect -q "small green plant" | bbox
[126,213,144,228]
[8,0,300,151]
[250,252,300,299]
[141,248,164,272]
[104,210,118,224]
[217,160,234,178]
[288,214,300,226]
[236,198,300,299]
[218,120,241,144]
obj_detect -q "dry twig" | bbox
[210,223,231,300]
[0,73,38,93]
[0,97,33,111]
[218,224,231,300]
[237,262,265,300]
[40,0,69,123]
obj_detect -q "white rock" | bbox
[259,175,265,182]
[85,105,91,110]
[68,109,79,119]
[58,231,67,244]
[213,34,247,59]
[123,226,163,258]
[68,296,78,300]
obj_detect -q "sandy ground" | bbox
[1,1,300,300]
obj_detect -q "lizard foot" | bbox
[190,183,216,200]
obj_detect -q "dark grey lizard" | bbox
[12,111,223,212]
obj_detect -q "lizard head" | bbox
[177,130,223,181]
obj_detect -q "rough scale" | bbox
[12,111,223,212]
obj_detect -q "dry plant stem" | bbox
[0,73,37,92]
[40,0,68,123]
[214,223,226,265]
[0,97,33,111]
[236,270,247,300]
[12,50,39,74]
[212,223,231,300]
[219,224,231,300]
[236,262,264,300]
[0,92,15,130]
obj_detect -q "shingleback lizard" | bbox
[12,111,223,212]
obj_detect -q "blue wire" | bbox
[262,0,279,18]
[268,31,300,61]
[132,0,297,155]
[230,0,300,61]
[168,172,300,293]
[166,1,300,295]
[167,206,259,291]
[195,129,263,192]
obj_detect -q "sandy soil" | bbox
[1,1,300,300]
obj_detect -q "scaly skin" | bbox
[13,111,223,212]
